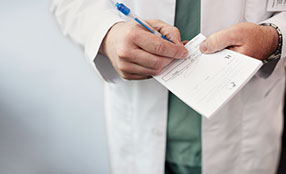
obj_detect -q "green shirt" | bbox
[165,0,201,174]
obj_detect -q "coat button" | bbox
[152,128,162,136]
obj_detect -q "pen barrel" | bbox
[132,14,172,42]
[130,14,156,33]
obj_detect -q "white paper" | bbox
[267,0,286,11]
[154,34,263,118]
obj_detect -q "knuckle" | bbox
[173,27,180,33]
[121,73,132,80]
[117,61,129,72]
[117,47,129,58]
[209,35,218,45]
[126,27,137,41]
[154,42,166,55]
[153,69,162,76]
[148,69,158,76]
[153,59,163,70]
[117,63,124,72]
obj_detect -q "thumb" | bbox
[200,28,237,54]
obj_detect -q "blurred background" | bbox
[0,1,285,174]
[0,0,109,174]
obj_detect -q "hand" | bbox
[200,22,279,61]
[100,20,188,80]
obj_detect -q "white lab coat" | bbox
[52,0,286,173]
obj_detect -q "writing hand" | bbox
[100,20,188,80]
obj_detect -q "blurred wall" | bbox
[0,0,110,173]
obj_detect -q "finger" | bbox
[200,27,240,54]
[123,48,174,70]
[134,29,189,59]
[118,59,161,76]
[146,20,182,45]
[121,73,151,80]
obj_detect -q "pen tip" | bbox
[115,2,119,8]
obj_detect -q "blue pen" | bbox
[115,2,173,42]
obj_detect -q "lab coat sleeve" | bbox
[257,12,286,78]
[51,0,123,83]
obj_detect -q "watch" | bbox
[260,23,283,64]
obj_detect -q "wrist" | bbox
[99,22,123,56]
[260,23,283,63]
[262,25,278,54]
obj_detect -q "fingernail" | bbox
[200,41,208,53]
[182,50,189,58]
